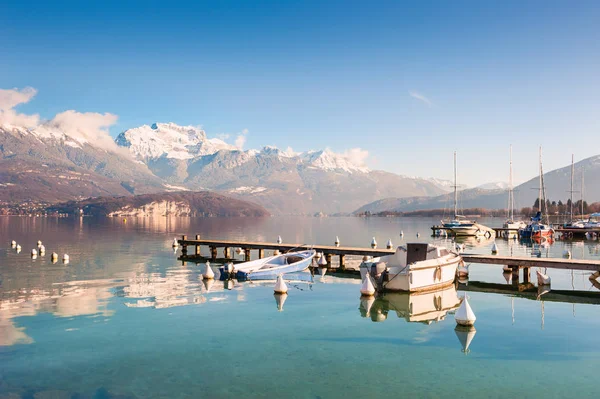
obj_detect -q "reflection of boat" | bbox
[364,284,461,324]
[236,250,316,280]
[220,254,278,277]
[361,243,461,292]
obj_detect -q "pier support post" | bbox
[181,235,187,256]
[258,249,264,259]
[195,244,201,256]
[210,246,217,261]
[245,249,251,262]
[339,254,346,270]
[325,253,332,267]
[523,267,530,283]
[223,247,230,259]
[511,266,519,287]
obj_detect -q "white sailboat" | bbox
[442,152,494,237]
[503,145,526,232]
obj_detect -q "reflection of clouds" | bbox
[0,316,33,346]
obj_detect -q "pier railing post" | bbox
[224,247,230,259]
[181,235,187,256]
[325,253,332,267]
[210,246,217,261]
[244,248,251,262]
[258,249,264,259]
[339,254,346,270]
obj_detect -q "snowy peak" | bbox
[303,149,369,173]
[476,181,509,190]
[116,122,236,161]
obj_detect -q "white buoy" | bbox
[11,240,16,247]
[274,274,288,294]
[172,238,179,248]
[31,248,38,256]
[225,262,234,274]
[16,244,21,253]
[51,252,58,260]
[563,249,571,259]
[416,232,420,238]
[359,296,375,318]
[455,294,476,326]
[62,254,70,264]
[503,265,512,273]
[399,231,404,237]
[277,235,283,244]
[318,254,328,266]
[371,237,377,249]
[318,267,327,277]
[491,242,498,254]
[386,238,393,249]
[203,277,215,292]
[274,293,288,311]
[39,245,45,255]
[536,270,551,286]
[315,252,322,260]
[37,240,42,247]
[203,261,215,280]
[335,236,340,247]
[360,275,376,296]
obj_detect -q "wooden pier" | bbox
[176,235,600,273]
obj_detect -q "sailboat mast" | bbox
[581,169,585,217]
[454,151,458,218]
[570,154,574,221]
[509,145,514,221]
[539,146,543,216]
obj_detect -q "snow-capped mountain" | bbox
[114,122,450,214]
[476,181,509,190]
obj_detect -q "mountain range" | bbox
[2,119,599,216]
[355,155,600,214]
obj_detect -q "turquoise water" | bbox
[1,216,600,398]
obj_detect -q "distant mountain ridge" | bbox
[355,155,600,214]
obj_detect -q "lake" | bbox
[1,216,600,398]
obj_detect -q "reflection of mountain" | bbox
[360,284,461,324]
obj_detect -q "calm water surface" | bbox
[1,216,600,398]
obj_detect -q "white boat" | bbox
[503,146,526,232]
[236,250,316,280]
[360,243,462,292]
[360,284,461,324]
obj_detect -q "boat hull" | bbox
[450,223,494,237]
[237,250,315,280]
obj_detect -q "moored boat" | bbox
[236,250,316,280]
[360,243,462,292]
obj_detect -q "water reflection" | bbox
[359,285,461,324]
[455,325,477,354]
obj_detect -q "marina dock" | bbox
[176,236,600,273]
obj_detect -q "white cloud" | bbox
[0,87,40,128]
[45,110,121,152]
[235,128,249,149]
[409,91,433,107]
[341,148,369,167]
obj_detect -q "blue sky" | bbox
[1,0,599,186]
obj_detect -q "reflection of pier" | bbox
[458,281,600,305]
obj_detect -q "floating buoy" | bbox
[536,270,551,286]
[51,252,58,260]
[172,238,179,248]
[11,240,16,247]
[386,239,393,249]
[318,254,328,266]
[39,245,45,255]
[31,248,38,256]
[203,278,215,292]
[224,262,235,274]
[360,275,376,296]
[315,252,322,260]
[563,249,572,259]
[203,261,215,280]
[16,244,21,253]
[277,235,282,244]
[318,267,327,277]
[31,254,37,260]
[334,236,340,247]
[491,242,498,254]
[371,237,377,249]
[503,265,512,273]
[457,275,469,285]
[416,232,420,238]
[274,293,288,311]
[455,325,477,354]
[37,240,42,247]
[274,274,288,294]
[455,295,476,326]
[399,231,404,237]
[63,254,70,264]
